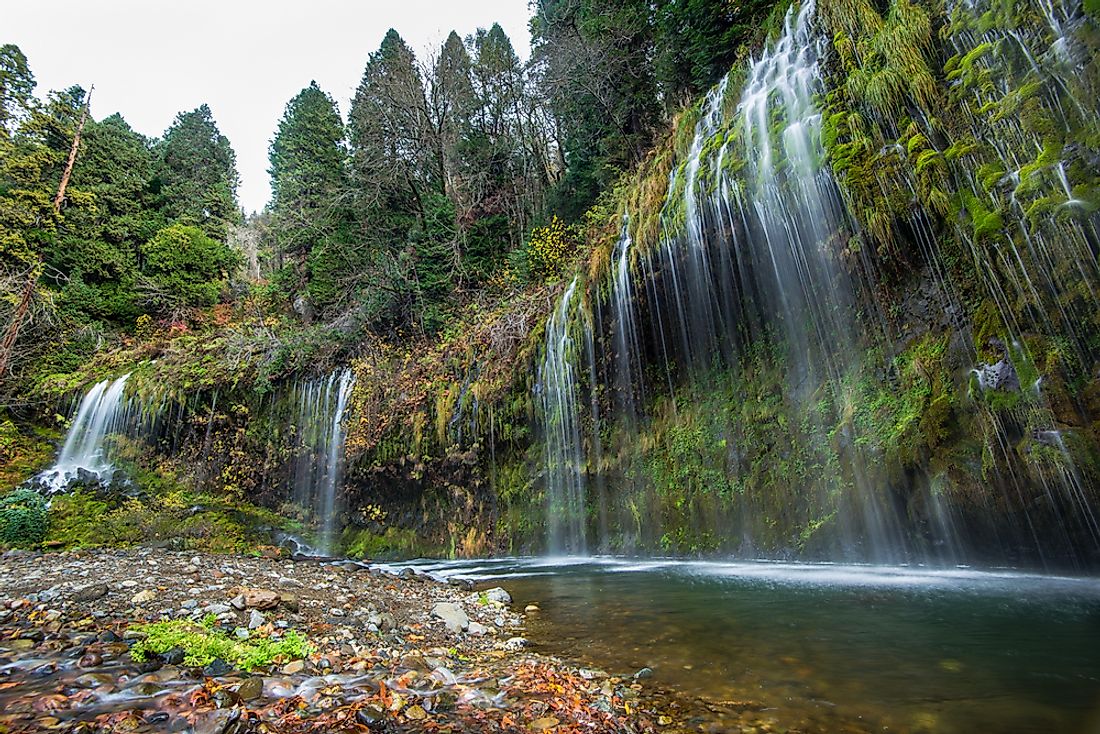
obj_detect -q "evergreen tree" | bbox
[48,113,161,322]
[156,104,240,242]
[0,44,35,135]
[268,82,349,259]
[349,29,436,219]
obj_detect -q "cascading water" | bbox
[537,277,590,555]
[36,374,139,492]
[292,368,356,555]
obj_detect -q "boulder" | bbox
[431,602,469,632]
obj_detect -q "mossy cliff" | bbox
[3,0,1099,567]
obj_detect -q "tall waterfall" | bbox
[37,375,138,492]
[292,368,356,555]
[538,277,590,555]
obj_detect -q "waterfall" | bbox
[538,277,590,555]
[292,368,356,555]
[36,374,138,492]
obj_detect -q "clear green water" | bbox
[389,558,1100,733]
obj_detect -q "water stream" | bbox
[393,557,1100,733]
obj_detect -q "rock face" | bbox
[431,602,469,632]
[974,358,1020,392]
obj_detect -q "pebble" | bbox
[524,604,540,613]
[282,660,305,675]
[131,589,157,605]
[248,609,265,629]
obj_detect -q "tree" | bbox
[48,113,161,323]
[140,223,238,313]
[0,45,35,135]
[531,0,661,219]
[156,105,240,242]
[349,29,437,219]
[654,0,774,106]
[269,82,350,259]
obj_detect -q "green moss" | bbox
[129,618,311,670]
[342,526,430,559]
[0,417,57,489]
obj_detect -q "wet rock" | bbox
[282,660,305,675]
[502,636,529,651]
[524,604,540,613]
[483,587,511,604]
[634,667,654,680]
[356,704,386,726]
[162,647,185,665]
[98,630,121,643]
[236,676,264,700]
[431,602,469,632]
[203,658,233,677]
[78,652,103,668]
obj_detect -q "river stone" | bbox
[73,583,109,602]
[503,636,529,651]
[203,658,232,677]
[468,621,489,636]
[282,660,305,675]
[248,609,265,629]
[243,588,280,610]
[431,602,469,632]
[483,587,511,604]
[131,589,157,605]
[236,676,264,700]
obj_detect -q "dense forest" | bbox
[2,0,1099,571]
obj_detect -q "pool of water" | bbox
[380,557,1100,733]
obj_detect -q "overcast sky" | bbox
[6,0,532,214]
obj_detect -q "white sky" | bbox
[5,0,533,214]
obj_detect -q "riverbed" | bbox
[381,557,1100,733]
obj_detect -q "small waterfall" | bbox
[37,374,136,492]
[538,277,589,555]
[292,368,356,555]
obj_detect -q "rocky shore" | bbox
[0,548,670,733]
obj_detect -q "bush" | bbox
[527,216,579,281]
[142,223,239,311]
[0,489,49,548]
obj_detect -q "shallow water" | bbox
[383,557,1100,733]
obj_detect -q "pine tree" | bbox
[269,82,349,259]
[156,104,240,242]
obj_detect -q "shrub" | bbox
[0,489,49,548]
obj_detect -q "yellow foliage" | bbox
[527,216,579,281]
